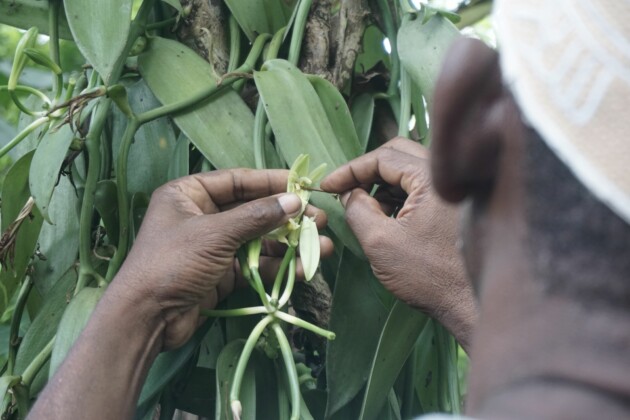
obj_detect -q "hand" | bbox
[109,169,332,351]
[321,138,476,350]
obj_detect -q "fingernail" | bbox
[279,193,302,215]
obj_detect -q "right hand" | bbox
[321,138,477,350]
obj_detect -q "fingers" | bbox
[342,188,396,249]
[321,139,430,195]
[208,193,302,245]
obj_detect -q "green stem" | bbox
[0,116,48,159]
[145,16,177,31]
[272,247,295,301]
[136,33,271,124]
[250,268,271,308]
[266,27,286,61]
[398,69,411,137]
[230,315,274,412]
[48,0,63,102]
[274,311,335,340]
[7,279,33,376]
[21,336,55,387]
[77,99,110,293]
[288,0,312,65]
[105,118,140,281]
[9,90,43,116]
[278,254,296,307]
[272,323,300,420]
[378,0,400,98]
[227,15,241,72]
[200,306,267,318]
[0,85,52,107]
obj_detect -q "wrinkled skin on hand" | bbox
[321,138,477,351]
[110,169,332,351]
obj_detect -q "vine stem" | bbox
[229,315,275,418]
[21,336,55,387]
[0,116,49,159]
[7,278,33,376]
[272,323,300,420]
[378,0,401,99]
[398,69,412,137]
[48,0,63,102]
[250,268,271,309]
[76,99,110,294]
[227,15,241,72]
[278,253,297,307]
[274,311,336,340]
[105,117,140,281]
[271,247,296,300]
[288,0,312,65]
[0,85,51,107]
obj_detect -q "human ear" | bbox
[430,38,508,203]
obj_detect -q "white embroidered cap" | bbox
[494,0,630,224]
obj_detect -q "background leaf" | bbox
[398,12,460,108]
[224,0,295,42]
[359,301,429,419]
[63,0,132,83]
[139,37,256,169]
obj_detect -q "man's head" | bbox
[429,1,630,415]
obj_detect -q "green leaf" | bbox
[30,175,80,296]
[397,12,460,108]
[171,367,216,417]
[167,134,189,181]
[15,265,78,395]
[225,0,294,42]
[0,151,43,314]
[325,250,394,417]
[215,339,256,420]
[94,180,119,245]
[307,75,362,160]
[49,286,105,377]
[350,93,375,153]
[63,0,132,83]
[28,124,74,221]
[139,37,256,169]
[137,320,213,410]
[414,320,439,413]
[359,301,429,419]
[112,79,176,196]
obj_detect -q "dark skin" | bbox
[30,37,630,419]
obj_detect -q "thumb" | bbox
[343,188,394,249]
[210,193,302,245]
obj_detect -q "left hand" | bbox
[108,169,332,350]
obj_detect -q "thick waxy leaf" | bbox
[49,286,105,376]
[350,94,375,153]
[171,366,216,417]
[215,339,256,420]
[225,0,295,41]
[255,59,364,257]
[139,37,256,169]
[112,80,176,196]
[359,301,429,419]
[308,75,362,160]
[137,320,213,410]
[167,134,189,181]
[63,0,132,83]
[355,25,390,73]
[398,12,460,108]
[30,175,80,296]
[0,151,43,314]
[326,250,394,417]
[29,124,74,221]
[15,265,78,395]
